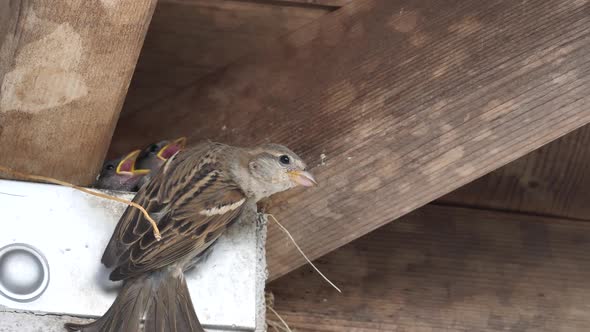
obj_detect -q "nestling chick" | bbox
[65,141,316,332]
[135,137,187,190]
[136,137,187,173]
[94,150,150,191]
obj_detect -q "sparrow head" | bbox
[236,144,316,201]
[137,137,187,172]
[95,150,150,191]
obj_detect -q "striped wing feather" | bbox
[101,142,246,281]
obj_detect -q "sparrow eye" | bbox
[106,164,115,171]
[149,144,159,153]
[279,155,291,165]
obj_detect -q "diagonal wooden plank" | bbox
[111,0,590,280]
[439,124,590,220]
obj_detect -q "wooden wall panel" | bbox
[0,0,156,185]
[268,204,590,331]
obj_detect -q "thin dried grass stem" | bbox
[0,165,161,241]
[267,214,342,293]
[267,306,293,332]
[267,319,291,332]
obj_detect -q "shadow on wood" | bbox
[121,0,332,117]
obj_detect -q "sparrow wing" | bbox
[101,142,247,281]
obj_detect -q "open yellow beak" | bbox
[116,150,150,176]
[156,137,187,161]
[288,170,317,187]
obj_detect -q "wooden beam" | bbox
[259,0,352,7]
[0,0,156,185]
[159,0,349,7]
[268,204,590,331]
[111,0,590,280]
[439,124,590,220]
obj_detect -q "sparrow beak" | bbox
[288,170,318,187]
[157,137,187,161]
[117,150,150,176]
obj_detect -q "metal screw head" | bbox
[0,243,50,302]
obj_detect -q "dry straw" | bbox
[0,165,162,240]
[266,291,293,332]
[267,214,342,293]
[267,305,293,332]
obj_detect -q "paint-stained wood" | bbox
[0,0,156,185]
[111,0,590,280]
[268,204,590,332]
[439,124,590,220]
[122,0,331,115]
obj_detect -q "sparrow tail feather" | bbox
[65,270,204,332]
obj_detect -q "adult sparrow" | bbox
[65,141,316,332]
[94,150,150,191]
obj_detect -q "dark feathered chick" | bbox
[136,137,187,173]
[94,150,150,191]
[135,137,187,191]
[66,141,316,332]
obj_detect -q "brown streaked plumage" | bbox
[65,141,316,332]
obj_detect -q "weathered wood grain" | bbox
[121,0,330,116]
[439,124,590,221]
[269,204,590,332]
[111,0,590,280]
[264,0,351,7]
[0,0,156,185]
